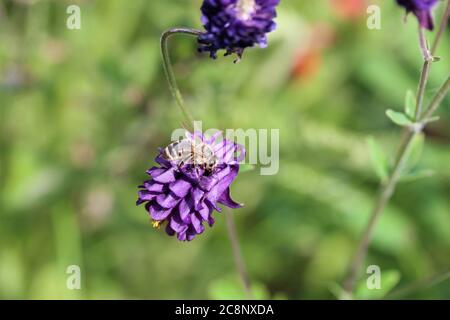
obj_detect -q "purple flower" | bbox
[396,0,439,30]
[198,0,280,60]
[137,132,245,241]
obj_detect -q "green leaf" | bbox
[404,90,416,119]
[422,116,440,124]
[355,270,401,300]
[400,169,435,183]
[432,56,441,62]
[386,109,413,127]
[367,137,389,183]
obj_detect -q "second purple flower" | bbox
[198,0,280,59]
[396,0,439,30]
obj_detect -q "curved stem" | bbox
[342,2,450,298]
[160,28,203,131]
[225,209,253,299]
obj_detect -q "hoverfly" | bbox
[162,137,218,172]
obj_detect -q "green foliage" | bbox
[354,270,401,300]
[386,109,413,127]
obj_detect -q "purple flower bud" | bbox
[396,0,439,30]
[137,132,245,241]
[198,0,280,60]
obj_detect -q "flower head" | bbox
[137,131,245,241]
[198,0,280,60]
[396,0,439,30]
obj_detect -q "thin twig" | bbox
[418,26,433,63]
[431,0,450,55]
[422,77,450,119]
[386,270,450,299]
[225,209,253,299]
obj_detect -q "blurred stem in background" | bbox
[342,1,450,298]
[386,269,450,299]
[225,209,253,299]
[160,28,203,131]
[160,28,253,297]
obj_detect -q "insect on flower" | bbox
[137,131,245,241]
[162,137,218,173]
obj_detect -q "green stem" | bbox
[386,270,450,299]
[415,25,432,120]
[415,60,431,120]
[342,2,450,298]
[160,28,203,131]
[421,77,450,120]
[225,209,253,299]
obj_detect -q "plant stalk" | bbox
[342,1,450,297]
[160,28,203,130]
[225,209,254,299]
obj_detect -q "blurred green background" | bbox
[0,0,449,299]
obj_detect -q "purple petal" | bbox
[165,223,175,236]
[186,233,196,241]
[155,154,172,168]
[214,141,237,164]
[136,190,156,205]
[199,175,217,192]
[179,198,192,222]
[415,9,434,30]
[156,193,180,209]
[198,205,212,221]
[218,187,242,209]
[169,178,192,198]
[207,215,215,227]
[153,168,176,183]
[170,215,188,233]
[149,203,172,220]
[177,231,187,241]
[190,214,204,234]
[205,198,222,213]
[144,181,165,194]
[146,167,166,178]
[191,188,205,211]
[207,166,238,204]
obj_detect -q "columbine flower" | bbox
[396,0,439,30]
[137,132,245,241]
[198,0,280,60]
